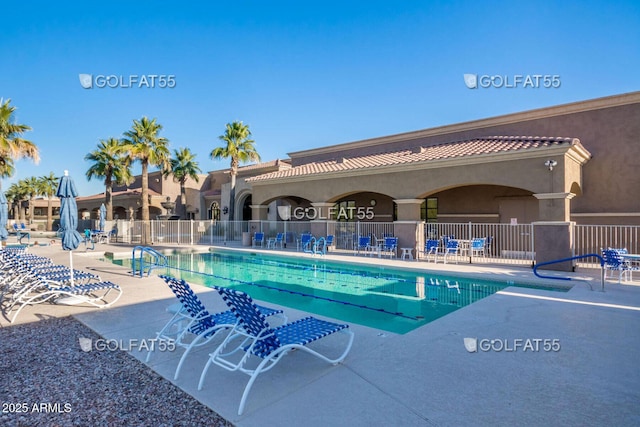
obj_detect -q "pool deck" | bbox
[3,242,640,426]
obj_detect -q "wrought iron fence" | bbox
[98,220,638,270]
[424,222,535,265]
[247,221,394,250]
[574,225,640,267]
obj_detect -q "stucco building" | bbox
[76,92,638,268]
[246,91,640,268]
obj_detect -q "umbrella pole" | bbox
[69,250,75,286]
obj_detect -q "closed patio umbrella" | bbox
[99,203,106,231]
[0,192,8,242]
[56,170,83,285]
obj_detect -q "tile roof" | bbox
[77,188,162,201]
[237,159,291,173]
[248,136,583,182]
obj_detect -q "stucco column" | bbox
[309,202,334,237]
[534,192,575,222]
[533,193,576,271]
[393,199,423,256]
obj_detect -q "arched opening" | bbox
[422,184,535,224]
[331,192,394,222]
[241,196,252,221]
[113,206,127,220]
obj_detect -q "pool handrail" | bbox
[533,253,605,291]
[132,246,168,277]
[312,237,327,256]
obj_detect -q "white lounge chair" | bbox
[149,275,285,380]
[198,286,354,415]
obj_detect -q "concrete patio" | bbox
[3,243,639,426]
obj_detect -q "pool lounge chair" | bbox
[0,252,101,305]
[443,239,460,264]
[90,229,109,244]
[12,224,30,244]
[325,235,335,251]
[419,239,440,262]
[150,275,285,380]
[297,233,312,251]
[602,248,639,283]
[354,236,371,255]
[83,229,95,250]
[470,238,487,257]
[5,270,121,323]
[381,237,398,258]
[267,233,284,249]
[198,286,354,415]
[252,232,265,248]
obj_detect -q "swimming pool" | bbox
[106,249,566,334]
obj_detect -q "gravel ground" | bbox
[0,316,233,427]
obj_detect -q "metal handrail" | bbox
[533,253,605,291]
[312,237,326,256]
[132,246,168,277]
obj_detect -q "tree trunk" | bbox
[47,197,53,231]
[229,168,237,221]
[141,161,150,245]
[180,180,187,219]
[19,200,25,223]
[105,175,113,221]
[29,196,35,224]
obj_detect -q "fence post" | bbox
[190,220,194,245]
[468,221,473,263]
[530,223,535,265]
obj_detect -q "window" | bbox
[333,200,356,221]
[421,198,438,222]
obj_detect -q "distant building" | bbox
[76,160,292,222]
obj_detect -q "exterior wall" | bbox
[251,156,575,210]
[286,93,640,224]
[433,185,533,223]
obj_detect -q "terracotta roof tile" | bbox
[77,188,162,201]
[248,136,581,182]
[237,159,291,172]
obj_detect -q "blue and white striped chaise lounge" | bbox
[6,272,122,323]
[148,275,286,380]
[0,254,68,302]
[198,286,354,415]
[1,257,101,308]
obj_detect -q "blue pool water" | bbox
[106,249,566,334]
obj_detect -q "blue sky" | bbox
[2,0,639,196]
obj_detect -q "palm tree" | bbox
[9,180,30,223]
[5,183,22,221]
[122,117,170,244]
[37,172,59,231]
[164,148,201,219]
[0,98,39,176]
[19,177,39,225]
[0,157,15,179]
[85,138,133,221]
[210,121,260,221]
